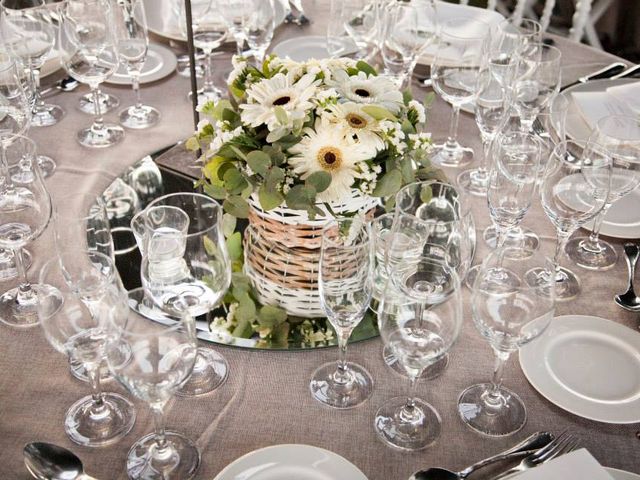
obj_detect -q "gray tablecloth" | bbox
[1,3,639,479]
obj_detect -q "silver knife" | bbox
[611,63,640,80]
[561,61,627,91]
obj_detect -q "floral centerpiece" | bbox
[187,55,441,347]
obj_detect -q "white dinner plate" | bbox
[519,315,640,424]
[213,444,368,480]
[582,186,640,239]
[607,468,640,480]
[142,0,287,43]
[105,43,177,85]
[272,35,358,62]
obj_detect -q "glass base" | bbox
[484,226,539,254]
[176,348,228,397]
[458,383,526,437]
[464,264,480,290]
[37,154,56,179]
[69,356,112,383]
[78,92,120,115]
[525,266,581,301]
[176,54,205,78]
[457,168,488,196]
[188,86,223,105]
[0,248,31,282]
[565,236,617,271]
[382,344,449,381]
[374,396,441,450]
[0,283,62,329]
[127,431,200,480]
[77,123,125,148]
[65,392,136,447]
[119,105,161,130]
[310,361,373,409]
[430,140,474,168]
[32,104,65,127]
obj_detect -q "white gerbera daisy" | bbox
[322,102,385,152]
[240,72,319,131]
[288,121,377,202]
[328,70,404,113]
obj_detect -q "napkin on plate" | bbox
[607,81,640,114]
[571,90,635,130]
[512,449,614,480]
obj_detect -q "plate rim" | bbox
[105,43,177,86]
[212,443,368,480]
[271,34,358,61]
[606,467,640,480]
[519,314,640,424]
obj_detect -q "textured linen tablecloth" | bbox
[1,3,639,479]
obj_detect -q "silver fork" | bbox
[491,432,580,479]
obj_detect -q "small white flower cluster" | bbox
[358,162,381,195]
[280,174,295,194]
[409,132,433,152]
[210,302,239,332]
[379,120,407,153]
[210,124,244,157]
[299,320,335,347]
[408,100,427,124]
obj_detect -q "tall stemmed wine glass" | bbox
[113,0,160,129]
[38,252,136,446]
[0,136,58,328]
[105,297,199,480]
[181,0,227,103]
[0,0,64,127]
[310,217,373,409]
[341,0,380,60]
[431,19,490,168]
[58,0,124,148]
[219,0,249,56]
[242,0,275,65]
[527,140,612,300]
[376,254,462,450]
[146,193,231,396]
[458,247,555,437]
[565,116,640,270]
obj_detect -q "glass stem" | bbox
[445,105,461,147]
[399,374,422,422]
[334,329,352,384]
[234,34,245,56]
[150,402,169,450]
[484,349,511,407]
[32,68,44,112]
[203,50,214,92]
[13,248,34,305]
[91,86,105,131]
[479,136,493,174]
[415,300,425,329]
[86,363,105,409]
[553,230,571,280]
[582,205,610,253]
[132,73,143,110]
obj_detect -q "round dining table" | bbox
[1,2,639,479]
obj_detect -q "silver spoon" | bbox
[24,442,98,480]
[40,76,80,98]
[410,431,553,480]
[615,242,640,312]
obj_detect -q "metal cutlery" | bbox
[611,63,640,80]
[40,76,80,98]
[409,431,553,480]
[615,242,640,312]
[491,432,579,480]
[285,0,310,25]
[24,442,98,480]
[560,61,627,91]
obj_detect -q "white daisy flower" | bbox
[408,100,426,123]
[288,121,377,202]
[227,55,249,86]
[328,70,404,113]
[322,102,385,152]
[240,72,319,132]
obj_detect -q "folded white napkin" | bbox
[513,449,614,480]
[571,90,635,130]
[607,81,640,114]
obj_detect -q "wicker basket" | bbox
[243,192,379,317]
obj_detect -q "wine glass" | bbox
[565,115,640,270]
[219,0,249,56]
[431,19,490,168]
[513,43,562,133]
[146,193,231,396]
[0,136,56,328]
[341,0,379,60]
[457,67,510,196]
[497,18,542,57]
[376,254,462,450]
[379,0,437,88]
[527,140,612,300]
[309,216,373,409]
[458,247,555,437]
[113,0,160,129]
[105,296,199,480]
[180,0,227,103]
[38,252,136,446]
[58,0,124,148]
[0,0,64,127]
[242,0,275,65]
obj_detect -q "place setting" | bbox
[1,0,640,479]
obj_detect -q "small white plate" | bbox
[272,35,357,62]
[607,468,640,480]
[142,0,287,43]
[106,43,177,85]
[213,444,368,480]
[519,315,640,424]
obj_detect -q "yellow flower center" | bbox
[346,113,367,129]
[317,147,343,172]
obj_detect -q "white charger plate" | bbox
[583,187,640,239]
[105,43,177,85]
[142,0,287,43]
[213,444,368,480]
[607,468,640,480]
[519,315,640,424]
[272,35,358,62]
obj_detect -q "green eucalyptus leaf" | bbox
[402,89,413,105]
[258,185,284,211]
[257,304,288,328]
[223,196,250,218]
[247,150,272,176]
[361,105,398,121]
[285,185,316,211]
[229,145,248,161]
[225,231,242,261]
[356,60,377,76]
[212,99,233,121]
[185,136,200,151]
[203,183,227,200]
[305,171,331,193]
[223,167,248,194]
[420,184,433,204]
[265,167,285,190]
[372,169,403,197]
[401,118,416,135]
[231,272,251,293]
[222,213,237,238]
[271,322,290,348]
[236,294,256,323]
[232,318,253,338]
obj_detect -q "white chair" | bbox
[454,0,599,48]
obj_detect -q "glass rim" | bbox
[147,192,222,238]
[110,299,194,338]
[0,134,36,163]
[499,17,542,35]
[321,217,370,250]
[395,180,472,222]
[593,114,640,142]
[0,0,46,11]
